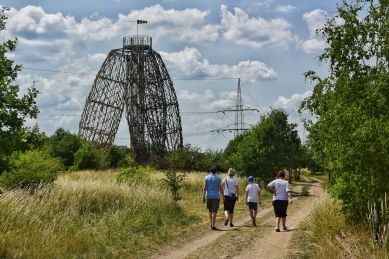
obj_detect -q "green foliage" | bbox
[224,108,301,183]
[166,144,227,172]
[116,165,153,184]
[301,185,310,196]
[48,128,82,168]
[70,142,105,171]
[117,154,135,168]
[0,149,64,190]
[160,170,186,202]
[299,0,389,223]
[0,13,40,173]
[166,144,202,171]
[106,145,130,168]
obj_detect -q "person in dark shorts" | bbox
[245,176,261,226]
[202,166,225,230]
[267,171,293,232]
[222,168,239,227]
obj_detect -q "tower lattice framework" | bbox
[79,35,183,164]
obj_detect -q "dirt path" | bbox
[151,178,323,259]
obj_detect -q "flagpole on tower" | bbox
[128,20,148,37]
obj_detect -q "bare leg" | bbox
[276,217,281,228]
[209,212,213,225]
[229,213,234,223]
[211,212,217,226]
[282,217,286,228]
[224,210,229,219]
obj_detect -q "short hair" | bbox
[228,168,235,176]
[210,166,217,173]
[277,171,285,178]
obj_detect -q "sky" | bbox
[0,0,339,151]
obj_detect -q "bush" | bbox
[160,170,186,202]
[0,149,64,190]
[70,142,105,171]
[116,165,153,184]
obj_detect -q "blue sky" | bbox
[1,0,339,151]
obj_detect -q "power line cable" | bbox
[23,67,239,81]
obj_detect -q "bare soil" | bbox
[151,178,323,259]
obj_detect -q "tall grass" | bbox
[0,171,201,258]
[297,191,389,258]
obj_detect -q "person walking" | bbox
[202,166,225,230]
[245,176,261,226]
[222,168,239,227]
[267,170,293,232]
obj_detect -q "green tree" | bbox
[70,142,105,171]
[106,145,131,168]
[225,108,301,183]
[0,9,40,173]
[166,144,202,171]
[299,0,389,227]
[48,128,82,168]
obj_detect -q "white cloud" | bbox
[220,5,295,49]
[299,9,327,53]
[177,90,215,102]
[87,53,108,63]
[160,47,277,81]
[275,91,312,109]
[276,5,296,13]
[303,9,327,37]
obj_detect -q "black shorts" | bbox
[272,200,288,218]
[223,196,237,213]
[207,199,220,213]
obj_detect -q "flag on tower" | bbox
[137,20,148,24]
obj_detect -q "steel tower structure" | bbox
[79,35,183,164]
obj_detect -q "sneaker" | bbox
[252,218,256,226]
[276,227,280,232]
[211,226,217,230]
[224,218,229,226]
[230,223,235,227]
[283,226,288,231]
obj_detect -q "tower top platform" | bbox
[123,35,152,49]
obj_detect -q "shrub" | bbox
[0,149,64,190]
[70,142,104,171]
[116,165,153,184]
[160,170,186,202]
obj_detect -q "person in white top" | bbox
[222,168,239,227]
[245,176,261,226]
[267,171,293,232]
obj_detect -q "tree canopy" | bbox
[299,0,389,222]
[0,9,40,173]
[224,108,301,183]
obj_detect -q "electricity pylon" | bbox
[212,78,259,137]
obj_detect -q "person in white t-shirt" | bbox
[222,168,239,227]
[245,176,261,226]
[267,171,293,232]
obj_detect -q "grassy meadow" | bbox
[0,170,271,259]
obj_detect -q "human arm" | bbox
[267,185,276,195]
[245,191,248,205]
[235,185,239,201]
[257,189,261,205]
[202,179,207,203]
[219,179,225,201]
[287,191,293,204]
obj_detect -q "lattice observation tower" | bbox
[79,35,183,164]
